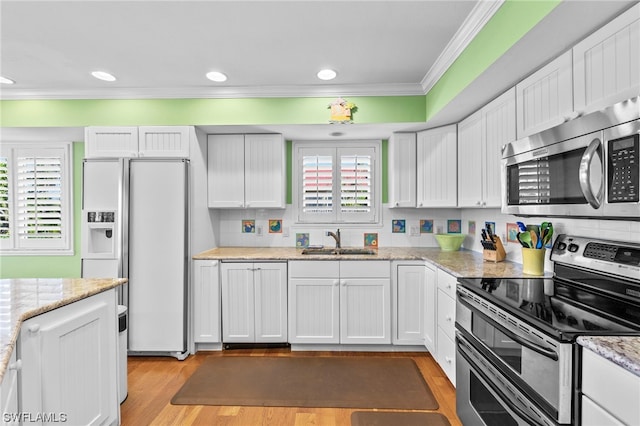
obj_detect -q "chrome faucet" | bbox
[326,229,341,248]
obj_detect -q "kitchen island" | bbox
[0,277,127,425]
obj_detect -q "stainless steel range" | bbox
[455,234,640,426]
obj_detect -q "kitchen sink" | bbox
[301,248,377,255]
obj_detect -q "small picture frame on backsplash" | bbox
[242,220,255,233]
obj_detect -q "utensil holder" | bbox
[522,248,546,275]
[483,236,506,263]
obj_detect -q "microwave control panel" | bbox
[607,133,638,203]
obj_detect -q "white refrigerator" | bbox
[81,158,189,359]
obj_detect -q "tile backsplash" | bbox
[214,205,640,271]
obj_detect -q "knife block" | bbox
[483,236,506,263]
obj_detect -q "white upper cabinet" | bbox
[207,133,285,209]
[85,126,190,158]
[516,51,573,139]
[138,126,190,158]
[85,126,139,158]
[388,133,416,208]
[573,3,640,115]
[458,88,515,208]
[416,125,457,208]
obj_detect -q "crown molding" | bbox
[421,0,505,94]
[0,82,425,101]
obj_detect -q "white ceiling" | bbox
[0,0,637,141]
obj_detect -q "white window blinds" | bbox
[0,143,72,253]
[295,142,379,224]
[0,156,9,240]
[302,155,333,214]
[16,153,64,239]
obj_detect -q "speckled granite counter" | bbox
[0,278,127,383]
[577,336,640,377]
[193,246,549,279]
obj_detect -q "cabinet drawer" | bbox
[582,395,625,426]
[437,289,456,340]
[289,261,339,278]
[437,327,456,386]
[340,261,390,278]
[582,349,640,426]
[437,269,457,299]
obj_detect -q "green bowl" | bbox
[434,234,466,251]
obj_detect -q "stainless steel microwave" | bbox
[502,97,639,220]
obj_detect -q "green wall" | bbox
[0,0,560,278]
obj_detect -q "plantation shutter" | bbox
[337,147,376,222]
[0,155,9,241]
[15,147,68,249]
[302,154,334,213]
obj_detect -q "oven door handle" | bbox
[457,290,559,361]
[579,137,603,209]
[457,334,541,426]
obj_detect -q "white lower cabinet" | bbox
[435,269,457,386]
[423,263,437,353]
[221,262,287,343]
[393,262,427,346]
[193,260,221,344]
[19,289,119,426]
[288,260,391,345]
[581,348,640,426]
[1,348,19,426]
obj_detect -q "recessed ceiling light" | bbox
[317,69,337,81]
[0,76,15,85]
[206,71,227,82]
[91,71,116,82]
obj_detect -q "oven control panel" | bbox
[551,234,640,281]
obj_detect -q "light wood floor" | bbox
[121,348,462,426]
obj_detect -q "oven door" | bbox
[457,287,574,424]
[456,331,559,426]
[502,130,604,218]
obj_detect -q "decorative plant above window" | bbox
[328,97,357,123]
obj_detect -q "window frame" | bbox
[293,140,381,225]
[0,142,74,255]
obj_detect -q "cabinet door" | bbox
[288,278,340,344]
[423,264,436,353]
[436,327,456,386]
[207,134,245,208]
[1,348,19,426]
[483,87,516,207]
[193,260,221,343]
[416,125,457,207]
[516,51,573,139]
[394,264,425,345]
[573,3,640,115]
[457,110,483,208]
[20,290,118,426]
[254,263,287,342]
[138,126,190,158]
[85,126,139,158]
[388,133,417,208]
[221,263,255,342]
[340,277,391,344]
[244,134,286,208]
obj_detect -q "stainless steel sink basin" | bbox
[301,248,376,255]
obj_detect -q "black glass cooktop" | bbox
[458,276,640,341]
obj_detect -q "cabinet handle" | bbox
[8,359,22,371]
[28,324,40,333]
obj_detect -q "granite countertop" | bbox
[193,246,548,279]
[577,336,640,377]
[0,278,127,383]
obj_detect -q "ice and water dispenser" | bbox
[82,210,116,258]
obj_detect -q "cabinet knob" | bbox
[445,356,453,364]
[28,324,40,333]
[419,203,423,207]
[341,280,347,286]
[446,315,453,322]
[211,260,218,266]
[8,359,22,371]
[395,202,399,207]
[333,280,340,286]
[476,201,481,206]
